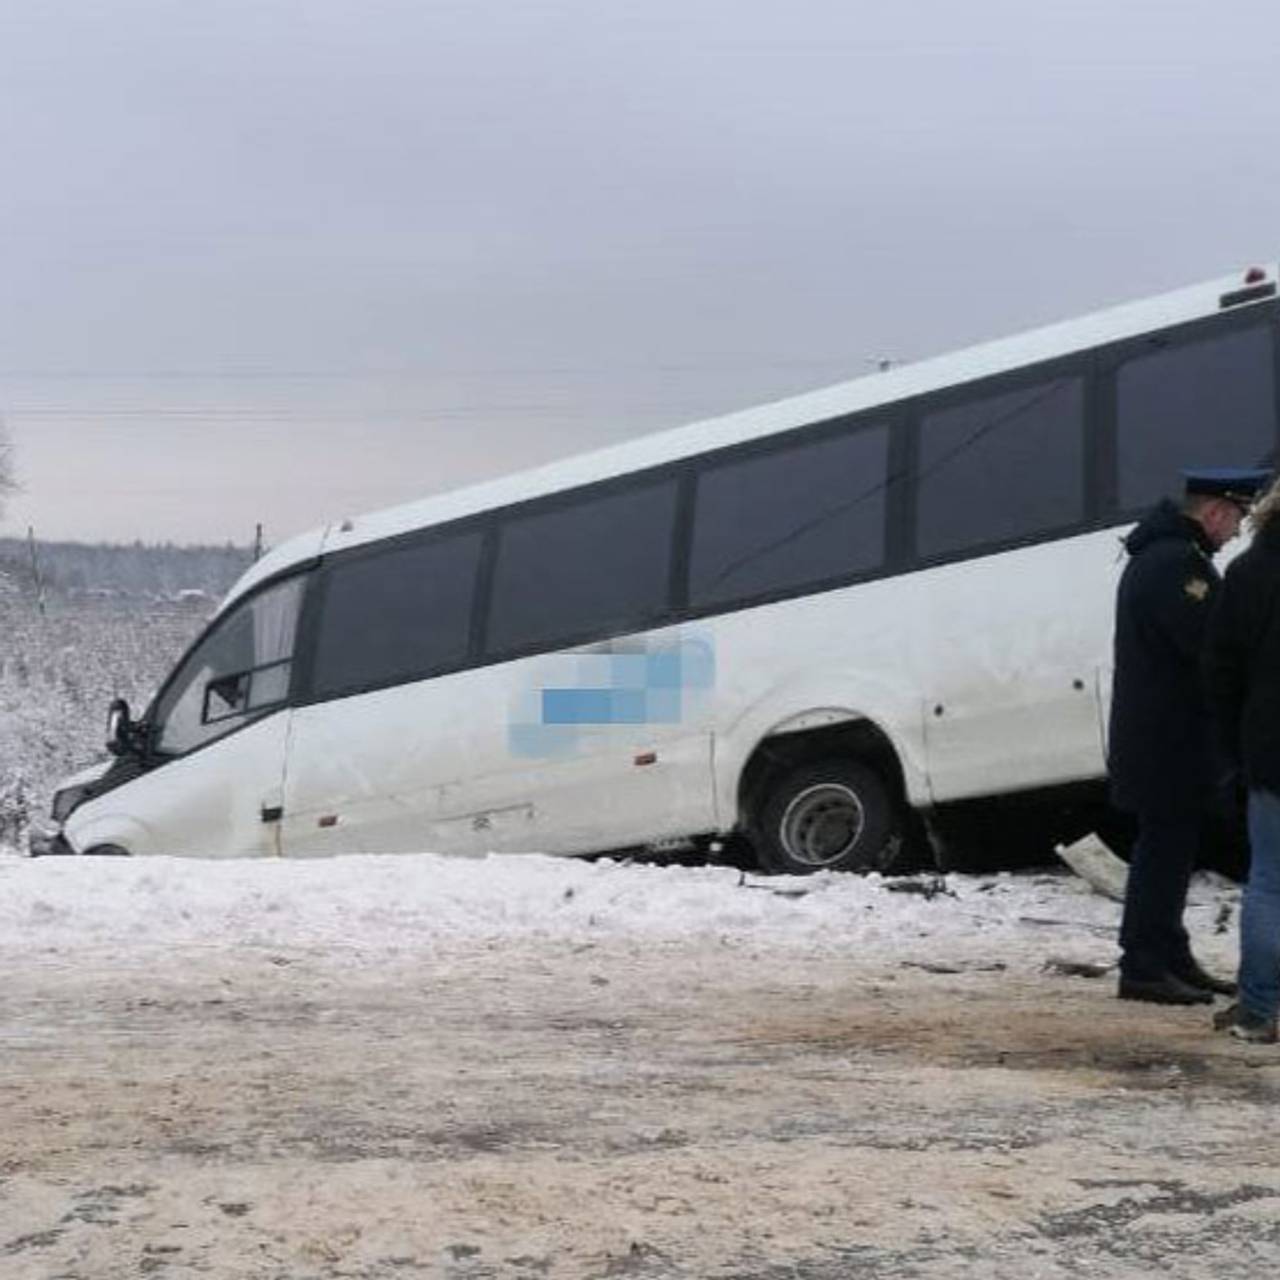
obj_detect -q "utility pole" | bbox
[26,525,45,616]
[253,523,264,562]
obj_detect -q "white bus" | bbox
[38,265,1280,872]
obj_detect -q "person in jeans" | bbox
[1109,468,1269,1005]
[1205,475,1280,1043]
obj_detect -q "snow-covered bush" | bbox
[0,597,205,854]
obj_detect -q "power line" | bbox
[0,357,863,380]
[4,402,723,419]
[0,396,772,427]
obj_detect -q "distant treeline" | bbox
[0,538,253,601]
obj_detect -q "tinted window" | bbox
[689,424,889,609]
[153,574,306,756]
[311,531,482,697]
[1117,324,1276,511]
[487,480,678,654]
[916,374,1085,558]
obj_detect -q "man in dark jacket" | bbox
[1205,478,1280,1043]
[1109,468,1269,1005]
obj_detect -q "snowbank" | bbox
[0,851,1147,965]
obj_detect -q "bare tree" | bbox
[0,415,17,520]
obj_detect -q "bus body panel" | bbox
[279,627,718,857]
[708,581,933,817]
[706,534,1115,822]
[64,711,291,857]
[917,530,1118,801]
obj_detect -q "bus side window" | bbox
[1116,324,1277,513]
[688,423,889,610]
[916,373,1085,559]
[309,530,482,699]
[486,480,678,657]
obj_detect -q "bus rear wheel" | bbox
[752,759,896,875]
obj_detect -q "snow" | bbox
[2,852,1258,1280]
[0,847,1206,968]
[0,596,206,851]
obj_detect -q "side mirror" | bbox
[106,698,139,757]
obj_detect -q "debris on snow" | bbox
[883,875,954,899]
[1055,833,1128,902]
[1042,957,1114,979]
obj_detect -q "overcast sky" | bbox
[3,0,1280,545]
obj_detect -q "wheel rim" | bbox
[778,783,867,868]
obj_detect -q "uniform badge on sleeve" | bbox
[1184,577,1210,602]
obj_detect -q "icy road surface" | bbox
[1,853,1278,1278]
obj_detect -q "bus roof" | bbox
[223,264,1277,610]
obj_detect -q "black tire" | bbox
[751,758,897,875]
[83,844,131,857]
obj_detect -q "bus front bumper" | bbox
[28,826,75,857]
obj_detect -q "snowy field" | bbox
[4,850,1280,1279]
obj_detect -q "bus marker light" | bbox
[1219,275,1277,308]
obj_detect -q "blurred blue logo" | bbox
[509,634,715,757]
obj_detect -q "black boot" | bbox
[1172,958,1237,997]
[1117,972,1214,1005]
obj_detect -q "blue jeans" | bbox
[1240,789,1280,1021]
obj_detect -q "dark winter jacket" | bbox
[1204,519,1280,795]
[1108,499,1222,815]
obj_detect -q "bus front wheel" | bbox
[752,758,896,875]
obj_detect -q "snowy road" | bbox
[2,854,1278,1278]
